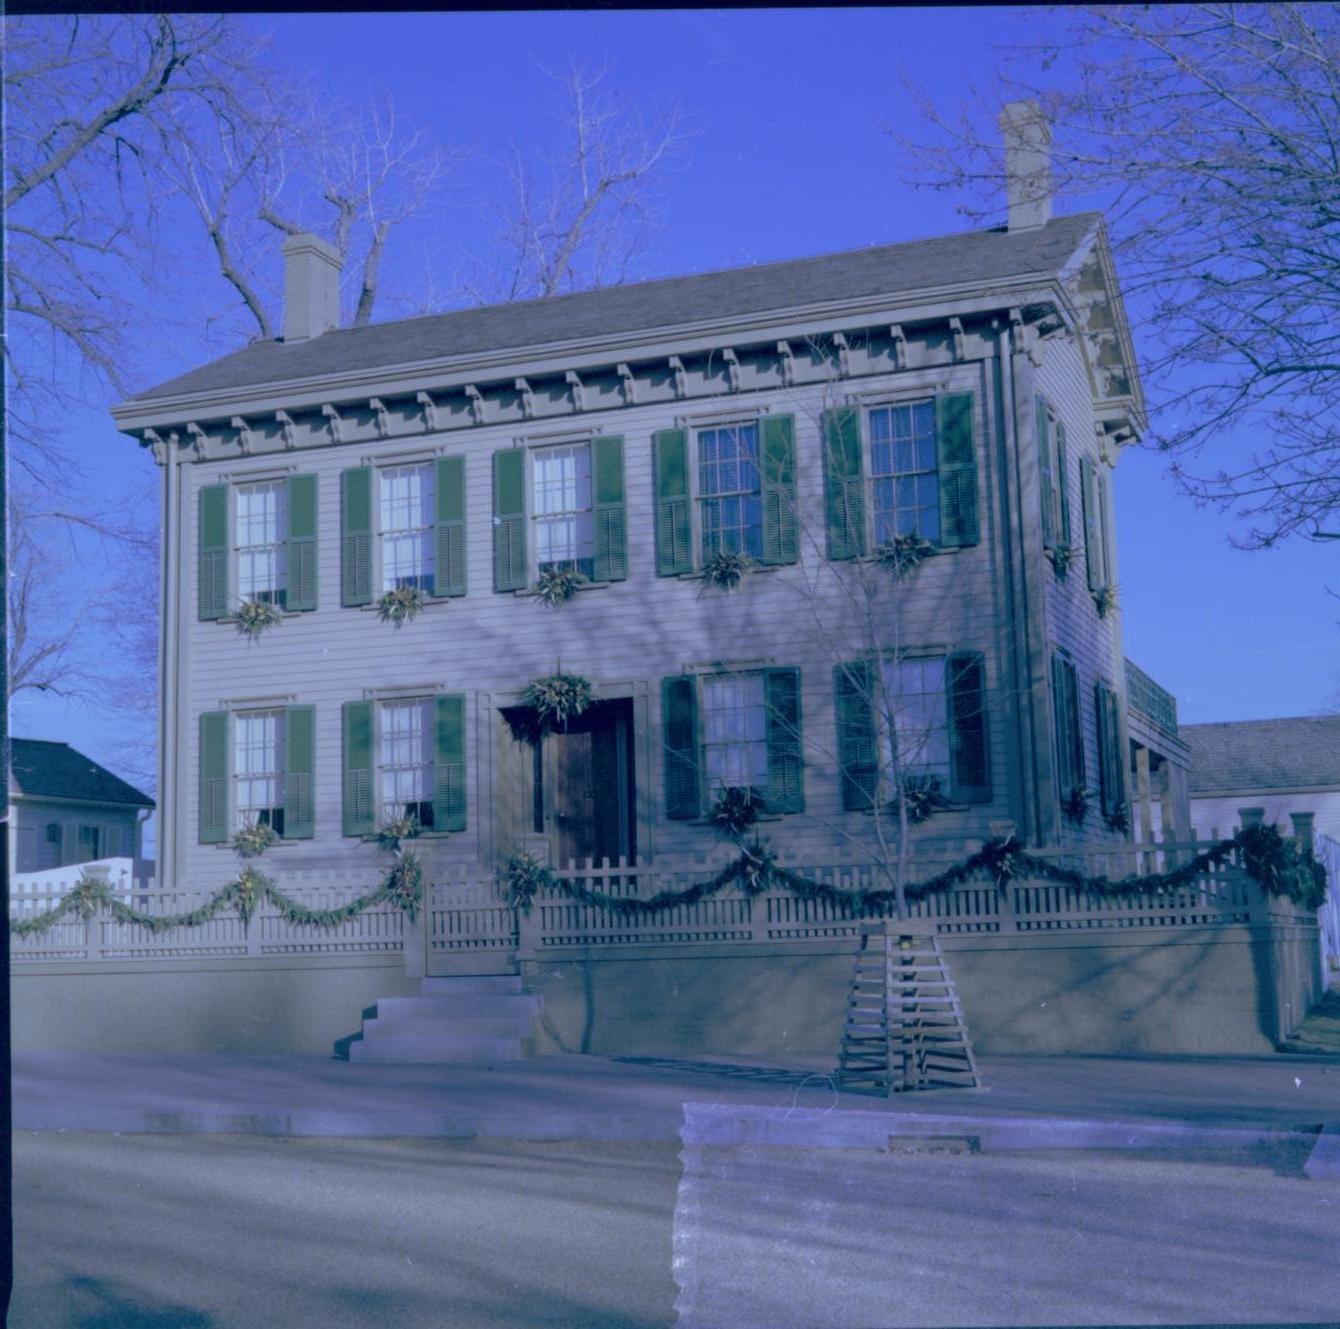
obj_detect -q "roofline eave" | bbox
[109,269,1079,437]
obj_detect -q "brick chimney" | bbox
[281,232,342,341]
[998,100,1052,232]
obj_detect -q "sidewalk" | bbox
[14,1049,1340,1162]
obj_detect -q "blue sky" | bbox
[13,7,1337,801]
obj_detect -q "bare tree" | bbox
[465,63,684,304]
[893,3,1340,547]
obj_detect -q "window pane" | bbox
[235,481,287,604]
[868,402,939,545]
[880,657,950,789]
[698,423,762,557]
[234,709,285,830]
[379,700,433,826]
[702,675,768,793]
[379,465,435,591]
[533,443,594,574]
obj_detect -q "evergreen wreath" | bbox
[1094,583,1119,619]
[532,566,586,607]
[876,533,935,578]
[1046,543,1075,579]
[700,549,753,591]
[377,585,425,627]
[1062,786,1092,824]
[710,787,765,836]
[513,672,593,740]
[235,599,281,638]
[233,821,279,859]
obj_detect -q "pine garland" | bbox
[11,825,1325,940]
[502,823,1327,918]
[10,856,424,938]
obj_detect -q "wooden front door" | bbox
[544,700,634,866]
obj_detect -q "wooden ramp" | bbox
[836,919,979,1094]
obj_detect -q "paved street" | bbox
[11,1130,1339,1328]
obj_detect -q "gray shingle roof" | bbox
[130,213,1101,403]
[1182,716,1340,794]
[10,739,154,807]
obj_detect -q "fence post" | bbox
[404,902,426,980]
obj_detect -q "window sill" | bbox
[507,578,614,596]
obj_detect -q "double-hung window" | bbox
[868,400,940,545]
[378,699,435,828]
[662,668,804,818]
[197,706,315,844]
[236,482,288,608]
[834,652,990,811]
[340,458,466,606]
[197,475,317,620]
[340,695,467,837]
[653,417,797,576]
[234,708,286,835]
[492,439,626,591]
[379,464,435,592]
[532,443,596,579]
[822,393,978,561]
[697,422,763,559]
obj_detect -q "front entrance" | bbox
[539,699,636,866]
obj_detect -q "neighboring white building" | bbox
[8,739,153,877]
[1183,714,1340,849]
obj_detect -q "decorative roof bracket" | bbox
[721,348,740,391]
[416,391,438,432]
[888,325,907,370]
[275,410,297,449]
[617,363,637,405]
[464,384,485,425]
[185,422,207,456]
[514,377,535,420]
[230,416,253,453]
[667,356,687,399]
[948,317,965,362]
[831,332,850,377]
[321,403,344,442]
[565,370,585,412]
[776,340,794,387]
[369,397,391,438]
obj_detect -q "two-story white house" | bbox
[111,105,1155,906]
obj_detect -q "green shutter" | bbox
[286,475,317,612]
[1055,422,1072,546]
[764,667,804,812]
[1081,456,1102,592]
[662,675,700,819]
[1096,469,1114,586]
[284,705,315,839]
[822,408,865,560]
[1050,655,1071,792]
[936,393,979,548]
[760,415,798,565]
[198,485,229,621]
[592,435,627,582]
[1036,395,1055,547]
[434,456,466,597]
[834,661,878,811]
[1096,681,1126,817]
[433,694,467,832]
[653,429,693,576]
[341,700,375,837]
[492,448,528,592]
[199,710,229,844]
[947,653,991,804]
[341,467,373,607]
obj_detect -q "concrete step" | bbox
[349,1035,522,1065]
[361,1013,534,1040]
[374,994,540,1019]
[421,976,522,996]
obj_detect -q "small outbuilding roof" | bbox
[1182,715,1340,795]
[10,738,154,808]
[128,213,1102,403]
